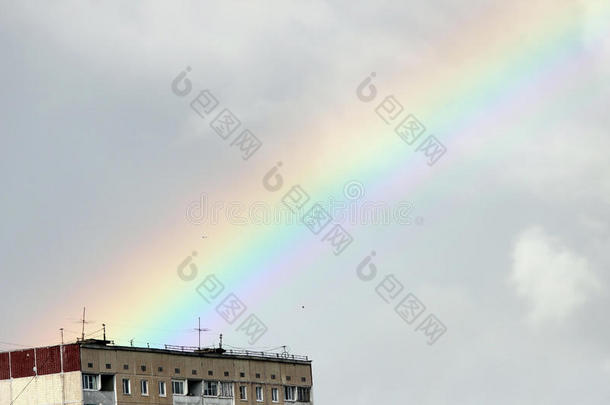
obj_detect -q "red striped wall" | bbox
[0,343,81,379]
[0,352,9,380]
[62,344,80,372]
[36,346,62,375]
[10,349,35,378]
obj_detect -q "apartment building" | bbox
[0,339,313,405]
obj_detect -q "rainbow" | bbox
[29,1,610,348]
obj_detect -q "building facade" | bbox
[0,340,313,405]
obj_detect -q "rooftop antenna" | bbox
[194,317,210,350]
[219,334,223,349]
[68,310,95,341]
[81,307,86,341]
[60,328,64,345]
[130,339,133,347]
[102,324,106,341]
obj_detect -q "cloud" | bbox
[510,226,600,323]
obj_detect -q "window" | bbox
[141,365,147,372]
[87,362,93,368]
[204,381,218,396]
[301,377,306,382]
[172,380,185,395]
[122,379,131,395]
[271,374,276,380]
[224,371,229,377]
[256,386,263,402]
[82,374,98,390]
[174,368,180,374]
[255,373,261,378]
[105,363,111,369]
[220,382,234,397]
[271,388,279,402]
[284,386,295,401]
[141,380,149,396]
[159,381,166,397]
[158,366,163,372]
[192,369,197,375]
[123,364,129,370]
[297,387,311,402]
[208,370,213,376]
[240,372,245,378]
[286,376,291,381]
[239,385,247,400]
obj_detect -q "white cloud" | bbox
[510,226,600,323]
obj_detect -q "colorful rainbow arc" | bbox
[33,2,610,347]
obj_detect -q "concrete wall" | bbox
[0,370,82,405]
[204,397,233,405]
[172,396,203,405]
[83,389,115,405]
[173,397,233,405]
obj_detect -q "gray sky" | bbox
[1,1,609,404]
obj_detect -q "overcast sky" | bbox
[1,1,609,404]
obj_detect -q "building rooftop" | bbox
[0,339,311,364]
[79,339,311,364]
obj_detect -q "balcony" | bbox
[82,374,115,405]
[173,395,234,405]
